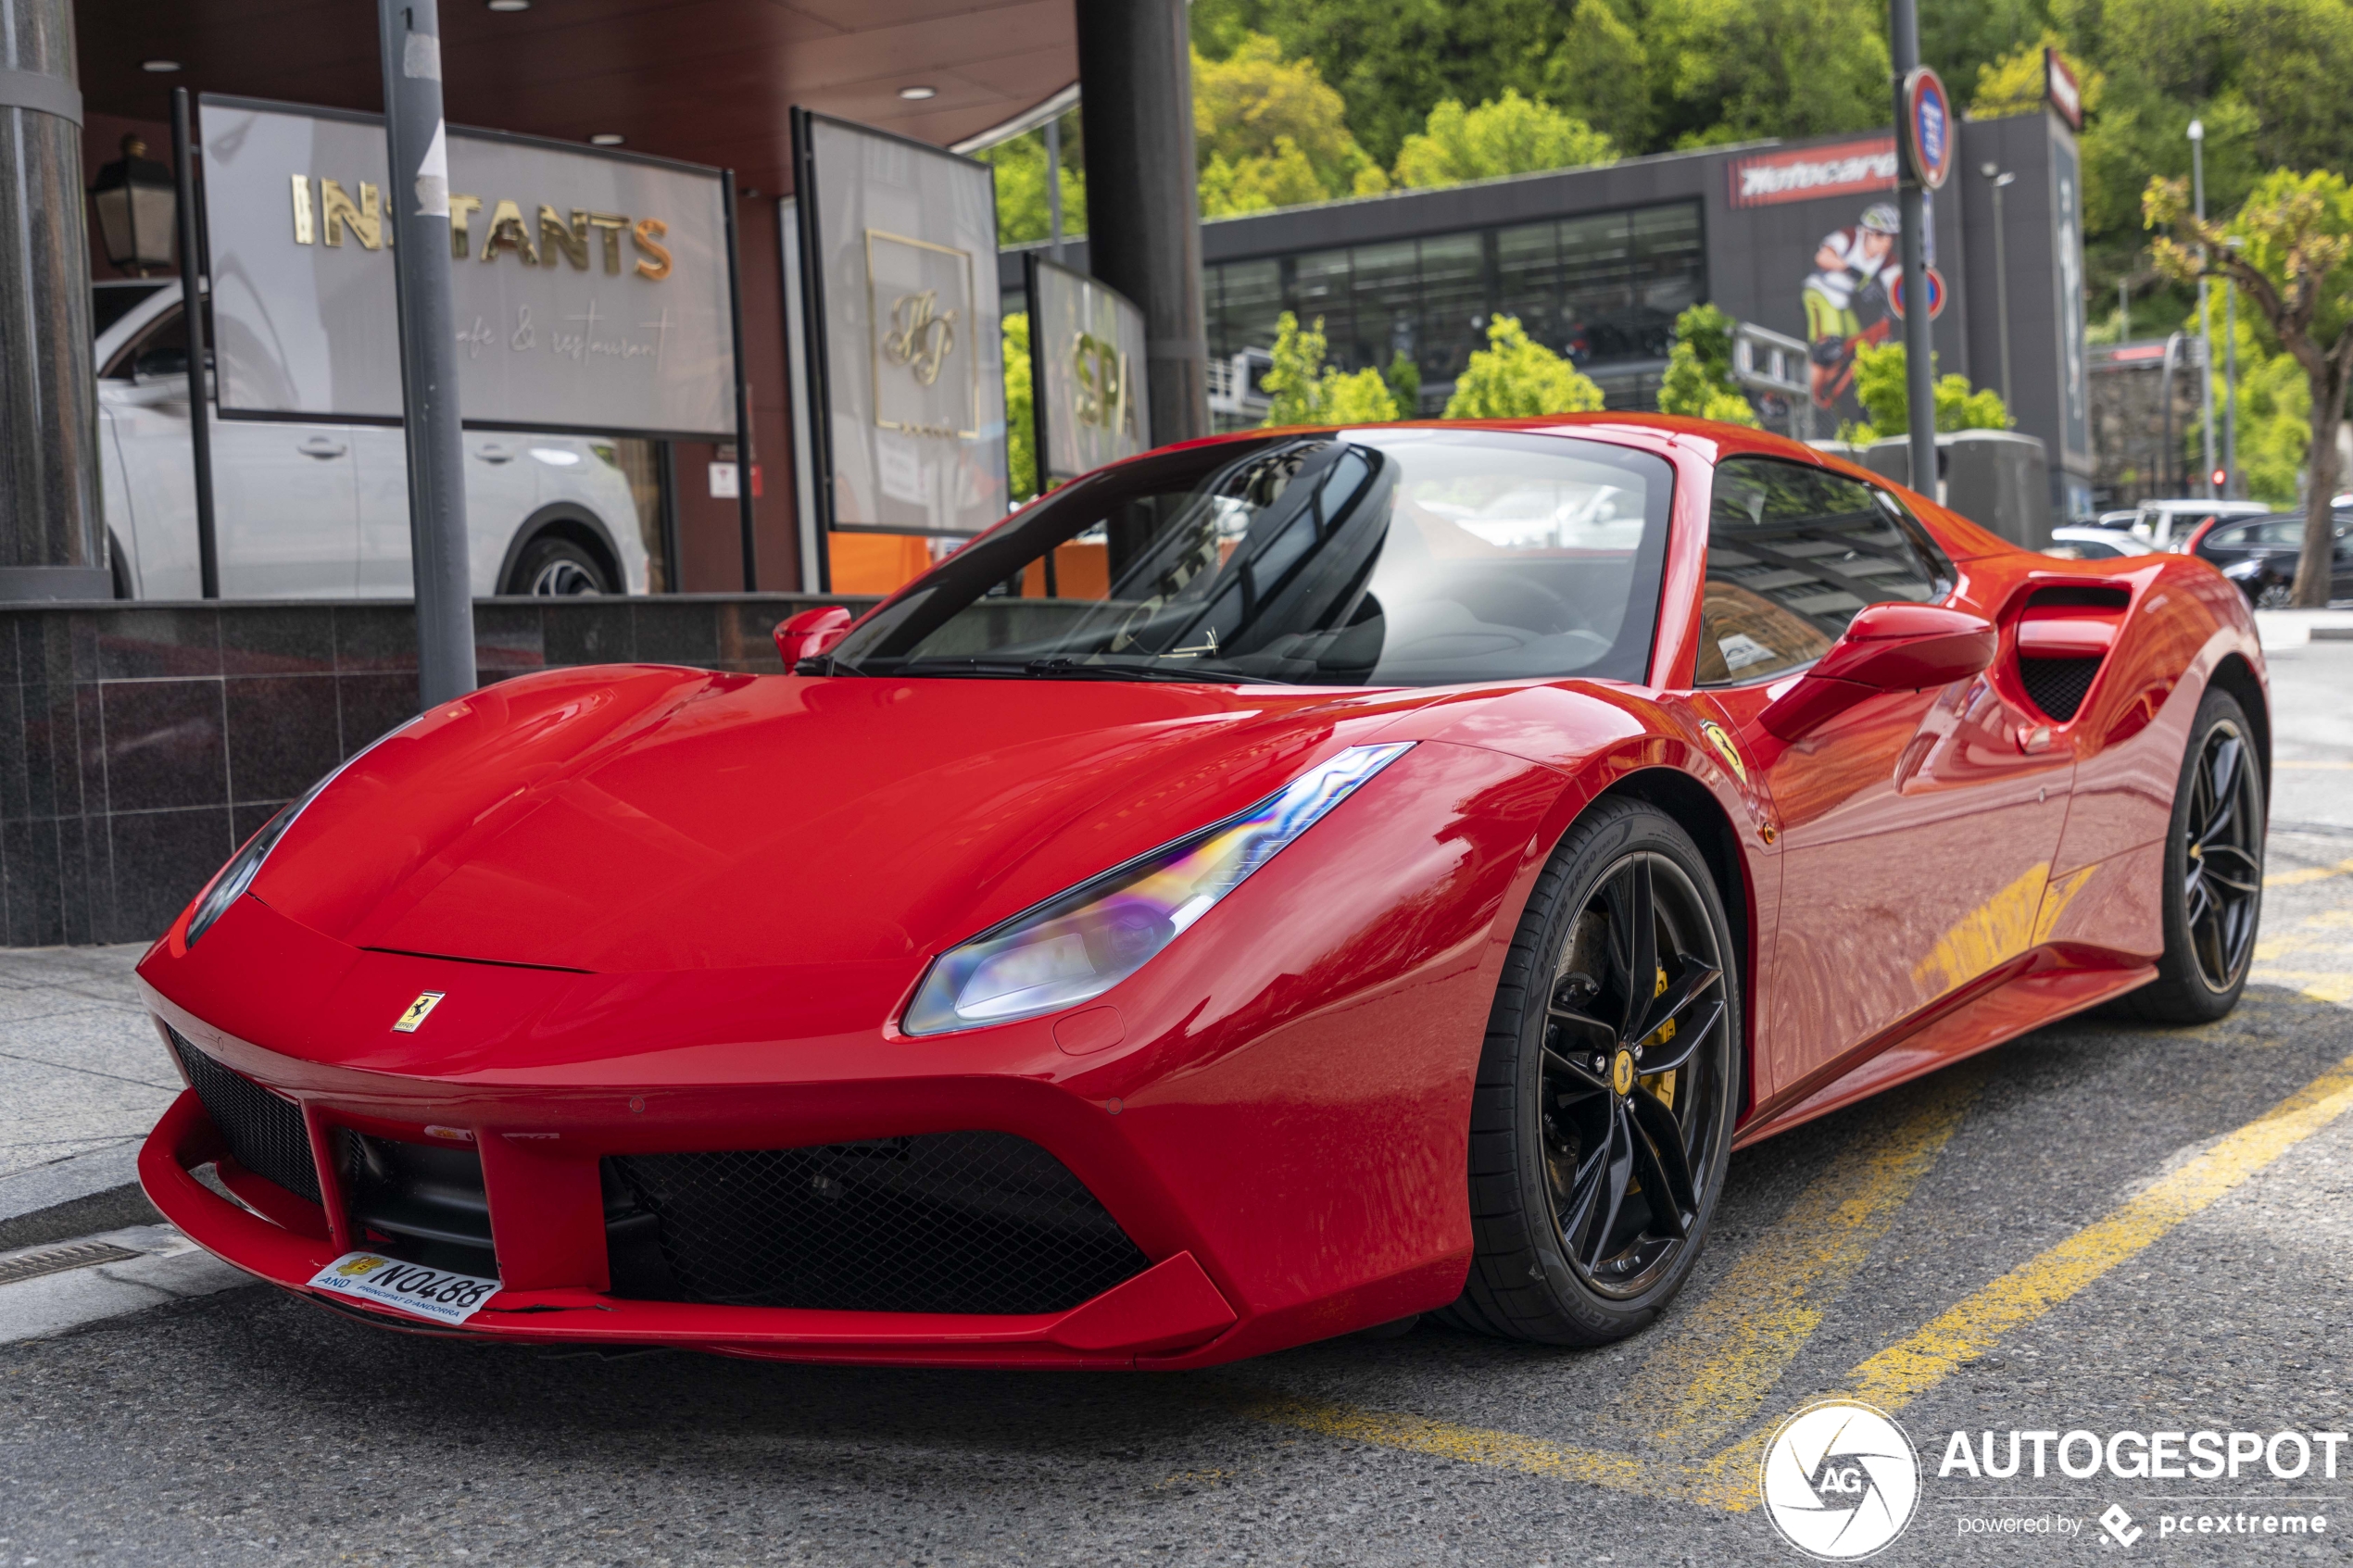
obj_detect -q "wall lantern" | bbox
[90,134,178,277]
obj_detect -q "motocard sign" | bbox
[1026,254,1151,485]
[197,95,735,437]
[790,107,1008,535]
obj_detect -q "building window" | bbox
[1204,200,1705,410]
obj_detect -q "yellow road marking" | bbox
[1228,1052,2353,1515]
[2267,856,2353,888]
[2248,970,2353,1003]
[1617,1068,1981,1451]
[1843,1050,2353,1412]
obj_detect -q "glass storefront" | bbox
[1202,200,1706,409]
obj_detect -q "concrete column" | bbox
[0,0,105,600]
[1076,0,1208,445]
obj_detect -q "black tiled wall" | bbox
[0,595,868,947]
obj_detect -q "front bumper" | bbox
[139,1023,1240,1369]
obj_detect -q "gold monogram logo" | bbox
[882,290,959,386]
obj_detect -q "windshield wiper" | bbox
[875,656,1279,684]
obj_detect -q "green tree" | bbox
[1656,304,1760,425]
[1390,91,1616,189]
[1970,33,2102,119]
[1841,343,2013,443]
[1643,0,1891,148]
[1383,350,1423,415]
[1442,315,1606,418]
[1004,312,1038,502]
[1542,0,1653,150]
[1925,0,2053,103]
[1194,33,1388,218]
[2149,167,2353,607]
[979,119,1087,248]
[1262,311,1403,425]
[1195,0,1569,169]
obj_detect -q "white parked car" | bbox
[2047,525,2158,559]
[94,281,648,599]
[2124,496,2270,552]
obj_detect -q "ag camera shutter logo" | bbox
[1762,1400,1921,1559]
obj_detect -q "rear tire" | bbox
[509,533,612,596]
[2113,685,2265,1023]
[1438,798,1742,1346]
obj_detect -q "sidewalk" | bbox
[0,944,175,1247]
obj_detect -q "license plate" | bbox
[305,1251,500,1326]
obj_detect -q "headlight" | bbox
[900,743,1414,1035]
[182,718,417,946]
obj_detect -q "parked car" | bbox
[94,280,648,599]
[2127,496,2270,551]
[2189,511,2353,607]
[140,415,2268,1365]
[2047,525,2156,559]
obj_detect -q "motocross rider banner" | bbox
[1723,135,1964,435]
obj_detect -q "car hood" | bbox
[248,665,1437,979]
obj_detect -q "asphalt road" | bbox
[5,635,2351,1567]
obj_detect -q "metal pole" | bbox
[2120,278,2130,341]
[723,171,758,591]
[170,88,219,600]
[1890,0,1937,499]
[2160,332,2182,496]
[1982,165,2015,409]
[1045,115,1065,266]
[2191,119,2216,499]
[377,0,474,708]
[2223,274,2239,497]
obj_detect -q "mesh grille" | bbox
[168,1028,321,1204]
[2021,656,2102,721]
[604,1132,1150,1315]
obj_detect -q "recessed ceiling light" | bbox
[141,59,182,72]
[898,85,937,101]
[486,0,530,11]
[589,132,624,145]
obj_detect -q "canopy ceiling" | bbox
[75,0,1076,190]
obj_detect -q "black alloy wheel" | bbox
[2182,717,2263,992]
[511,533,612,596]
[2116,685,2265,1023]
[1442,799,1741,1345]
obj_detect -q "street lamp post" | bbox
[1982,163,2017,409]
[2223,242,2240,497]
[1889,0,1939,500]
[2190,118,2217,498]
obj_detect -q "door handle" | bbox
[297,437,348,460]
[474,445,513,464]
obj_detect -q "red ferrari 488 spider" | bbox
[137,417,2267,1366]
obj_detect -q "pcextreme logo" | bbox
[1762,1400,1921,1560]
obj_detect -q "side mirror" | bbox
[1759,602,1996,741]
[775,606,854,669]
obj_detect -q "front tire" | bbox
[2113,685,2265,1023]
[1440,799,1742,1346]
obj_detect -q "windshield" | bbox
[825,428,1674,687]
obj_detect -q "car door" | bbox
[1692,457,2072,1097]
[355,430,540,596]
[101,298,360,597]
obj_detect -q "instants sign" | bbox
[200,95,735,438]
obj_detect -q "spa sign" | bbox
[198,94,735,438]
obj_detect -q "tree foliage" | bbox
[1442,316,1606,419]
[1969,33,2102,120]
[980,118,1086,248]
[1262,312,1403,425]
[1841,344,2013,444]
[1003,312,1038,502]
[1656,304,1760,426]
[1391,91,1615,189]
[1543,0,1653,150]
[1194,33,1388,217]
[1642,0,1891,149]
[2149,167,2353,605]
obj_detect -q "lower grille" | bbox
[336,1131,498,1276]
[603,1132,1150,1315]
[169,1028,321,1204]
[2021,656,2101,721]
